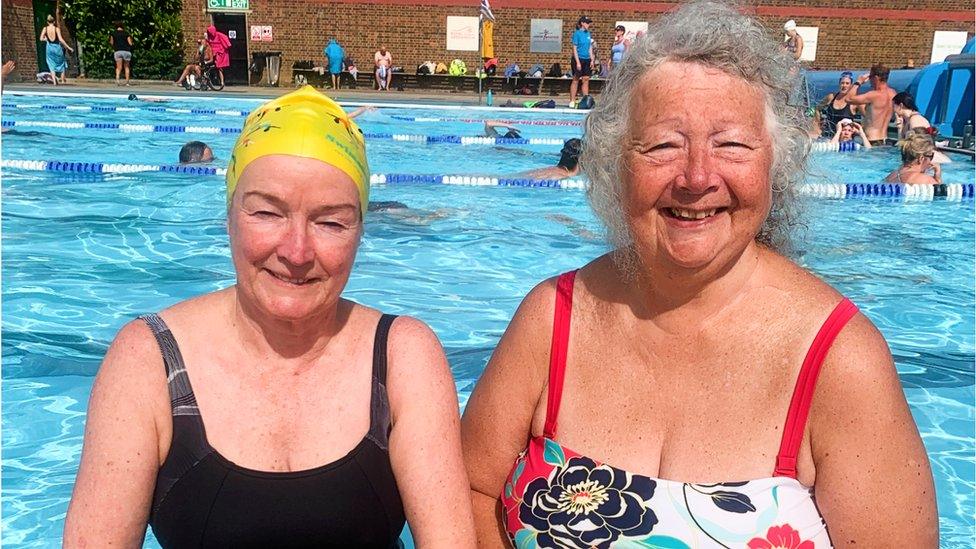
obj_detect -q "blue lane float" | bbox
[1,102,251,117]
[5,120,570,144]
[2,159,973,200]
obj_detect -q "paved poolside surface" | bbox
[2,78,579,108]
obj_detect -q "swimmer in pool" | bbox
[483,120,522,139]
[521,138,582,180]
[178,141,214,164]
[127,93,168,103]
[368,200,452,224]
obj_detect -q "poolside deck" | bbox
[1,78,587,109]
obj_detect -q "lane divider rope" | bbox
[810,141,861,152]
[390,114,582,126]
[2,159,972,199]
[1,120,572,144]
[1,102,250,116]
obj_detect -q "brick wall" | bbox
[2,0,39,81]
[180,1,974,85]
[3,0,973,86]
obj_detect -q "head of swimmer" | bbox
[179,141,214,164]
[558,138,582,172]
[838,71,854,93]
[838,119,856,141]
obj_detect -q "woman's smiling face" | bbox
[227,154,362,322]
[620,61,774,271]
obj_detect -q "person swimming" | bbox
[178,141,214,164]
[483,120,523,139]
[521,138,582,180]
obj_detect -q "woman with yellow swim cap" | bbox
[65,86,476,548]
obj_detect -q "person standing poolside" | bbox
[783,19,803,60]
[570,16,594,107]
[885,130,941,185]
[205,25,231,89]
[324,38,345,90]
[110,22,134,86]
[892,91,933,139]
[63,86,476,548]
[374,47,393,91]
[39,14,73,86]
[607,25,630,73]
[462,2,937,547]
[845,64,896,145]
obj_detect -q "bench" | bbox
[290,69,606,96]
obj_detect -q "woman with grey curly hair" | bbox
[462,1,936,547]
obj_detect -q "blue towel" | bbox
[46,42,66,73]
[324,40,345,74]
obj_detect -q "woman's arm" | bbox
[794,34,804,59]
[461,279,556,547]
[127,35,134,47]
[63,320,170,548]
[57,27,73,52]
[809,313,938,546]
[830,126,842,143]
[387,317,476,548]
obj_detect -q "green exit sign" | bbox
[207,0,249,11]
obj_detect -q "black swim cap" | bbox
[127,94,137,100]
[503,128,522,139]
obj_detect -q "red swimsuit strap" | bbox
[774,298,859,478]
[543,270,578,440]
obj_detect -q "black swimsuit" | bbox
[141,313,406,548]
[822,97,855,135]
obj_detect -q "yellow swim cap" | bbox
[225,86,370,217]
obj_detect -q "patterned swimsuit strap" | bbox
[774,298,859,478]
[543,270,578,440]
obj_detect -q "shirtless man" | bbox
[845,64,896,145]
[374,47,392,91]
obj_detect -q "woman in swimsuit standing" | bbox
[39,14,73,85]
[607,25,630,73]
[64,87,475,548]
[892,91,933,139]
[462,2,936,547]
[815,71,860,136]
[885,130,941,185]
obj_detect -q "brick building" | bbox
[3,0,973,85]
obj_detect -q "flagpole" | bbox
[478,12,483,105]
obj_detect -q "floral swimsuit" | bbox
[501,270,859,549]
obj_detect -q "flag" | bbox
[480,0,495,22]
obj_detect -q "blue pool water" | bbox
[2,92,974,547]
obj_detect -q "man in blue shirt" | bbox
[570,15,594,107]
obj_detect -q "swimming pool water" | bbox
[2,92,974,547]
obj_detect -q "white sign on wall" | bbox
[446,16,479,51]
[930,30,968,63]
[614,21,648,44]
[260,26,273,42]
[530,19,562,53]
[796,26,819,62]
[250,26,262,41]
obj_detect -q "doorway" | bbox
[210,13,248,85]
[32,0,57,73]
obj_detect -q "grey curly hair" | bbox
[581,0,809,258]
